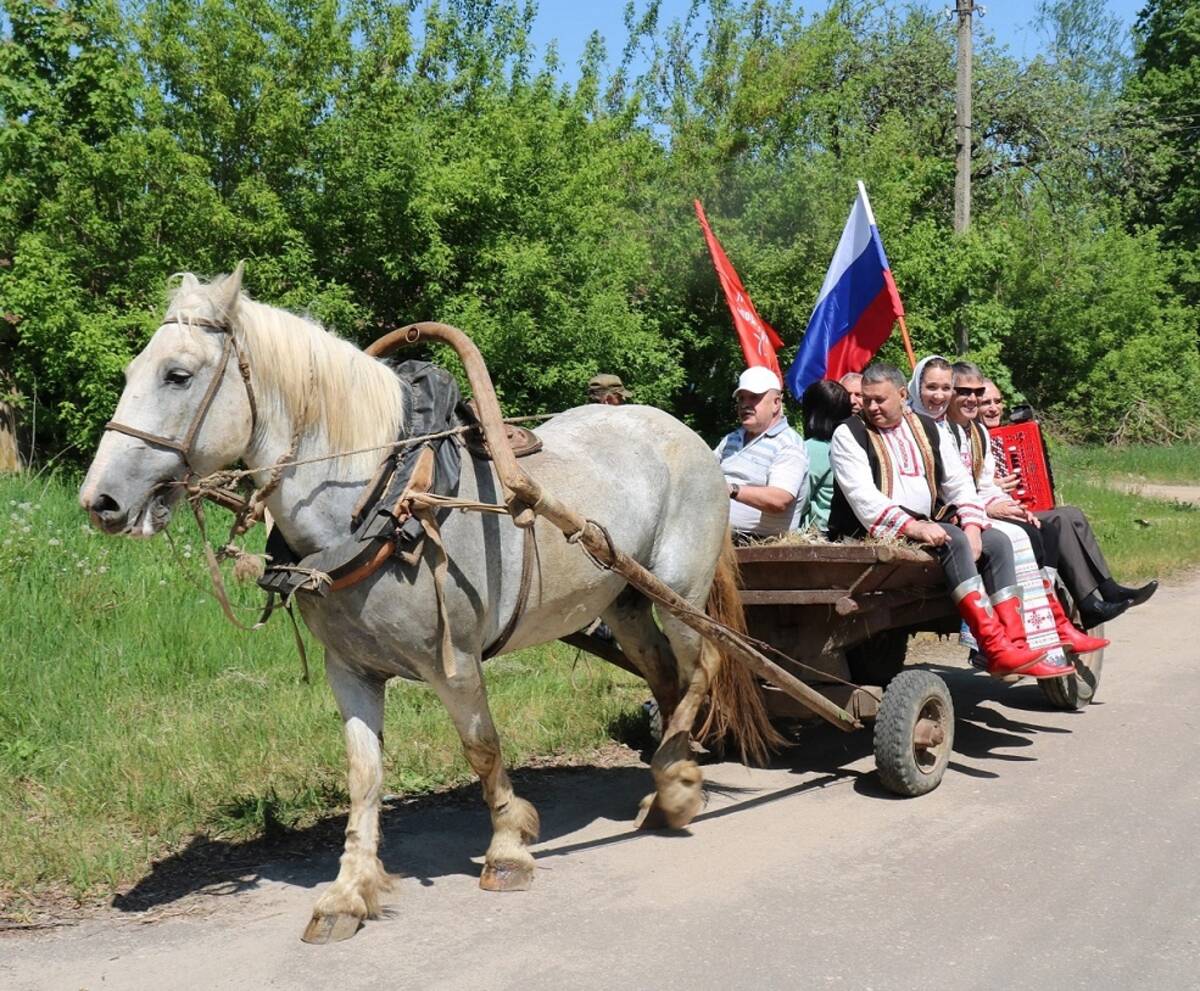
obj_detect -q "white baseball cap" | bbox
[733,366,782,396]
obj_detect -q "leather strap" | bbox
[484,523,536,659]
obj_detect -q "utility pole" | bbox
[953,0,976,354]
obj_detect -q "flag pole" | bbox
[897,313,917,371]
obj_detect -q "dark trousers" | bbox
[928,522,1018,596]
[1036,505,1111,601]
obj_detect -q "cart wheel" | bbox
[1039,620,1105,711]
[874,670,954,797]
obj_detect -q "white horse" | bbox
[80,267,773,942]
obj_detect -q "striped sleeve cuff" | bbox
[957,501,991,529]
[869,505,914,540]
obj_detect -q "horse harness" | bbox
[103,314,258,481]
[104,315,539,662]
[253,359,543,661]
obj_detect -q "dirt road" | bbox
[5,575,1199,991]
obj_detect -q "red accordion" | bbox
[989,422,1056,512]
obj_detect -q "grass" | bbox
[1053,441,1200,484]
[1050,442,1200,580]
[0,472,646,914]
[2,442,1198,914]
[1056,475,1200,580]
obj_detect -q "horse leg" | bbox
[303,657,391,944]
[427,655,540,892]
[634,617,718,831]
[600,588,682,724]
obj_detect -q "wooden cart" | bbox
[733,540,1105,796]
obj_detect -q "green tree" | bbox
[1125,0,1200,305]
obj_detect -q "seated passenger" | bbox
[907,355,954,425]
[978,378,1158,628]
[714,367,808,544]
[947,361,1107,657]
[838,372,864,414]
[799,379,852,538]
[827,362,1065,680]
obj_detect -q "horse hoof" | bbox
[634,793,670,830]
[480,860,534,892]
[301,912,362,944]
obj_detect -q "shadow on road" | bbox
[111,662,1081,916]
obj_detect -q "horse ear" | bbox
[213,261,245,319]
[179,272,200,293]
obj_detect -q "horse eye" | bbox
[165,368,193,386]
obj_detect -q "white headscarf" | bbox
[907,354,950,421]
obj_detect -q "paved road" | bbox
[5,576,1199,991]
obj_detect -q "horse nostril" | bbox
[90,493,122,520]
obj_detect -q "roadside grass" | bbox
[2,442,1198,913]
[1055,475,1200,580]
[1053,441,1200,484]
[0,472,645,913]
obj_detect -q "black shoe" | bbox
[1100,577,1159,606]
[1120,579,1158,607]
[1078,592,1131,630]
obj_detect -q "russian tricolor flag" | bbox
[785,182,905,397]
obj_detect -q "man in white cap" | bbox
[713,366,808,542]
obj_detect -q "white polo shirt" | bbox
[714,418,809,536]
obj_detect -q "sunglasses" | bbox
[954,386,986,398]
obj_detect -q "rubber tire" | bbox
[874,669,954,797]
[1039,603,1104,711]
[846,628,910,689]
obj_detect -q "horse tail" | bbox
[697,530,784,766]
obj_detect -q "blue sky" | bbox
[528,1,1147,79]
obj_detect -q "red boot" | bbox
[955,579,1048,677]
[1042,573,1109,655]
[992,588,1076,680]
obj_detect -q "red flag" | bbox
[695,200,785,380]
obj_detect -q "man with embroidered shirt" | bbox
[827,362,1065,680]
[714,367,808,542]
[946,361,1107,659]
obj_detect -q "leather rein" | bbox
[103,314,258,482]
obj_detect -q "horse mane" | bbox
[166,274,404,477]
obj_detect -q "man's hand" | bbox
[965,524,983,561]
[903,520,949,547]
[988,500,1038,525]
[993,470,1021,494]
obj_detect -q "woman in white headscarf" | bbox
[907,354,955,424]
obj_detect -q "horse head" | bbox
[80,266,256,536]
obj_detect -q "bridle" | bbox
[104,314,258,480]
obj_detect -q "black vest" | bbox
[827,411,946,540]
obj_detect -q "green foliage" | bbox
[1,0,1197,452]
[1125,0,1200,305]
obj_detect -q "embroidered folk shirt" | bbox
[714,417,809,536]
[947,421,1008,507]
[830,415,988,539]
